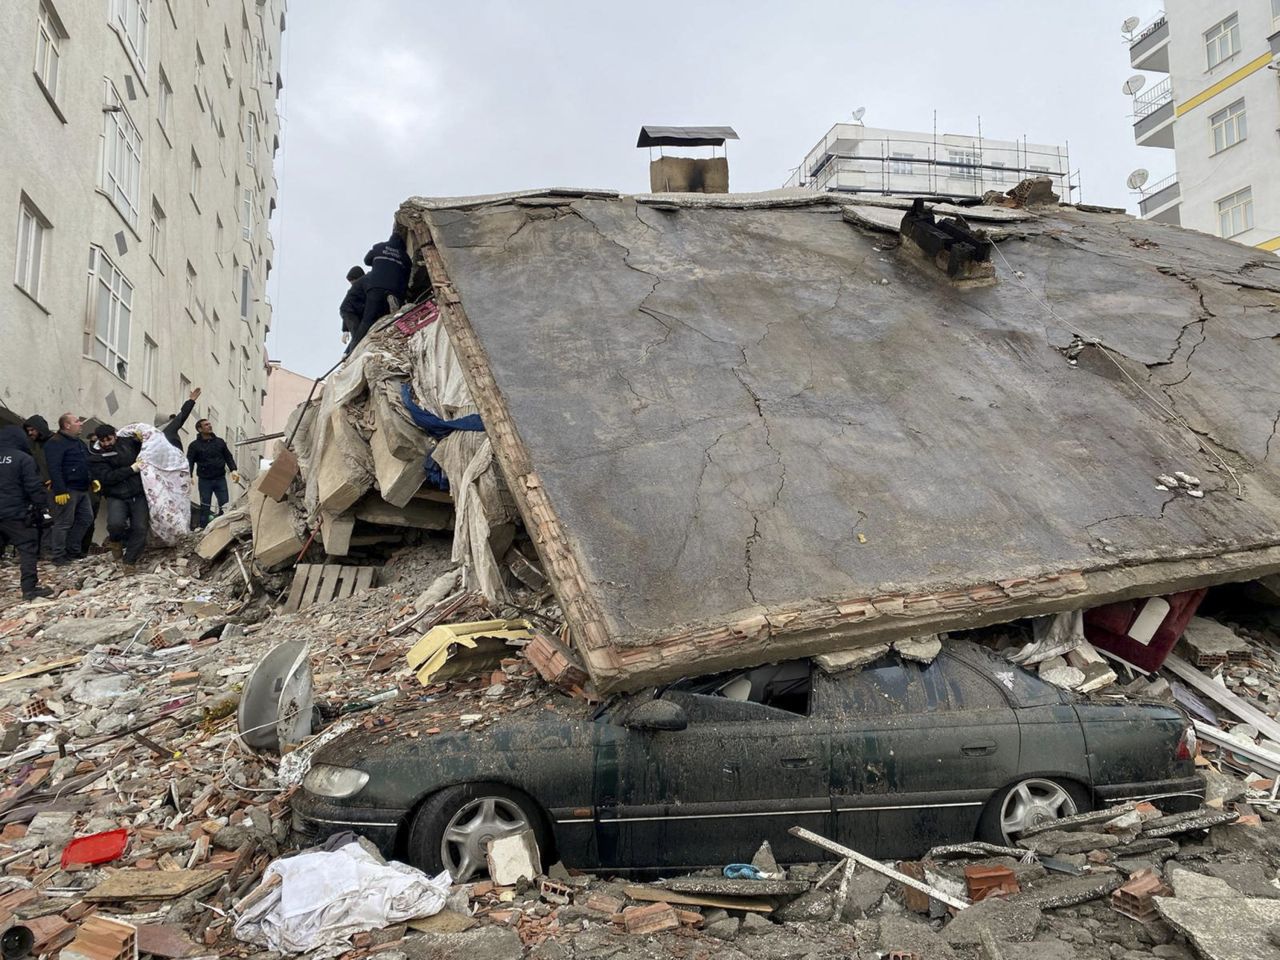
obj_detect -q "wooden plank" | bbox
[0,657,82,685]
[316,564,343,606]
[86,869,223,902]
[788,826,969,911]
[335,566,357,601]
[1164,653,1280,746]
[297,564,325,611]
[284,565,313,613]
[621,885,774,913]
[354,567,375,593]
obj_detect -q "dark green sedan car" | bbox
[293,640,1203,881]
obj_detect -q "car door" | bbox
[821,652,1020,859]
[593,689,831,870]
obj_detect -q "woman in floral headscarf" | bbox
[112,422,192,544]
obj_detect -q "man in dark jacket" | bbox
[88,425,149,569]
[187,418,239,528]
[349,231,411,353]
[22,416,54,558]
[339,267,367,345]
[0,426,54,600]
[44,414,95,566]
[159,386,202,451]
[22,416,52,483]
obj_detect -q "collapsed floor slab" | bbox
[397,190,1280,691]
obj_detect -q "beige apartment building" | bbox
[0,0,285,465]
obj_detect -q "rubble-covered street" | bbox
[5,181,1280,960]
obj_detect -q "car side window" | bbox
[665,660,814,718]
[662,690,808,724]
[816,657,927,717]
[929,655,1011,710]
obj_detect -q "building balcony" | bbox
[1137,174,1180,225]
[1130,16,1170,72]
[1134,78,1175,148]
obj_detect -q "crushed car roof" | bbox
[397,189,1280,692]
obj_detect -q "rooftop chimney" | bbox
[637,125,739,194]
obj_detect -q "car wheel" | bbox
[978,778,1089,846]
[406,783,550,883]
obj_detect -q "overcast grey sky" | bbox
[267,0,1169,378]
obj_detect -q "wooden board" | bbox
[284,563,380,612]
[622,885,774,913]
[0,657,82,684]
[86,869,222,902]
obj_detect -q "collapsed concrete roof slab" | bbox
[397,191,1280,692]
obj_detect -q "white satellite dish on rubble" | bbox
[1126,168,1150,192]
[851,107,866,124]
[1122,15,1141,37]
[1122,75,1147,96]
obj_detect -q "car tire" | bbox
[405,782,552,883]
[977,777,1091,847]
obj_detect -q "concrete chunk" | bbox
[371,425,426,508]
[248,476,306,569]
[355,495,453,530]
[485,830,539,886]
[316,411,375,514]
[319,511,355,557]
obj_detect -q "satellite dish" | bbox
[1126,168,1150,191]
[851,107,866,123]
[1122,15,1141,35]
[1122,75,1147,96]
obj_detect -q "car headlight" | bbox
[303,764,369,799]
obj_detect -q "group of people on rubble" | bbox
[0,389,241,601]
[339,229,411,356]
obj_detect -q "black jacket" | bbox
[187,434,238,479]
[22,416,51,483]
[0,427,44,522]
[161,399,196,451]
[45,431,92,495]
[340,276,368,333]
[363,233,410,296]
[89,436,145,500]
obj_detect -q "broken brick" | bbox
[623,902,680,935]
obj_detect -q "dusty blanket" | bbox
[118,422,191,543]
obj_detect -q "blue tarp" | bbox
[400,383,484,492]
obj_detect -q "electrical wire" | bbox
[966,219,1244,498]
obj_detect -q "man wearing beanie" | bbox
[88,424,150,570]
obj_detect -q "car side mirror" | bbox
[623,699,688,732]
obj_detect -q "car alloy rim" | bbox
[440,796,531,883]
[999,778,1077,843]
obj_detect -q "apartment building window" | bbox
[215,216,224,263]
[87,246,132,380]
[178,373,191,399]
[888,153,914,176]
[239,346,249,399]
[156,67,172,137]
[110,0,148,75]
[241,188,254,239]
[141,336,158,398]
[100,81,142,228]
[35,1,66,104]
[1210,99,1247,153]
[189,150,202,209]
[948,149,980,180]
[244,111,257,163]
[228,341,236,386]
[185,261,196,320]
[1274,0,1280,23]
[15,198,49,304]
[990,161,1006,183]
[239,266,252,320]
[148,199,165,268]
[1217,187,1254,238]
[1205,14,1240,69]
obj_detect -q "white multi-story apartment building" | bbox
[1,0,286,462]
[1127,1,1279,253]
[787,123,1076,202]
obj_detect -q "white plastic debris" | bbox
[232,842,450,953]
[1188,489,1205,499]
[1174,471,1201,486]
[1157,475,1179,487]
